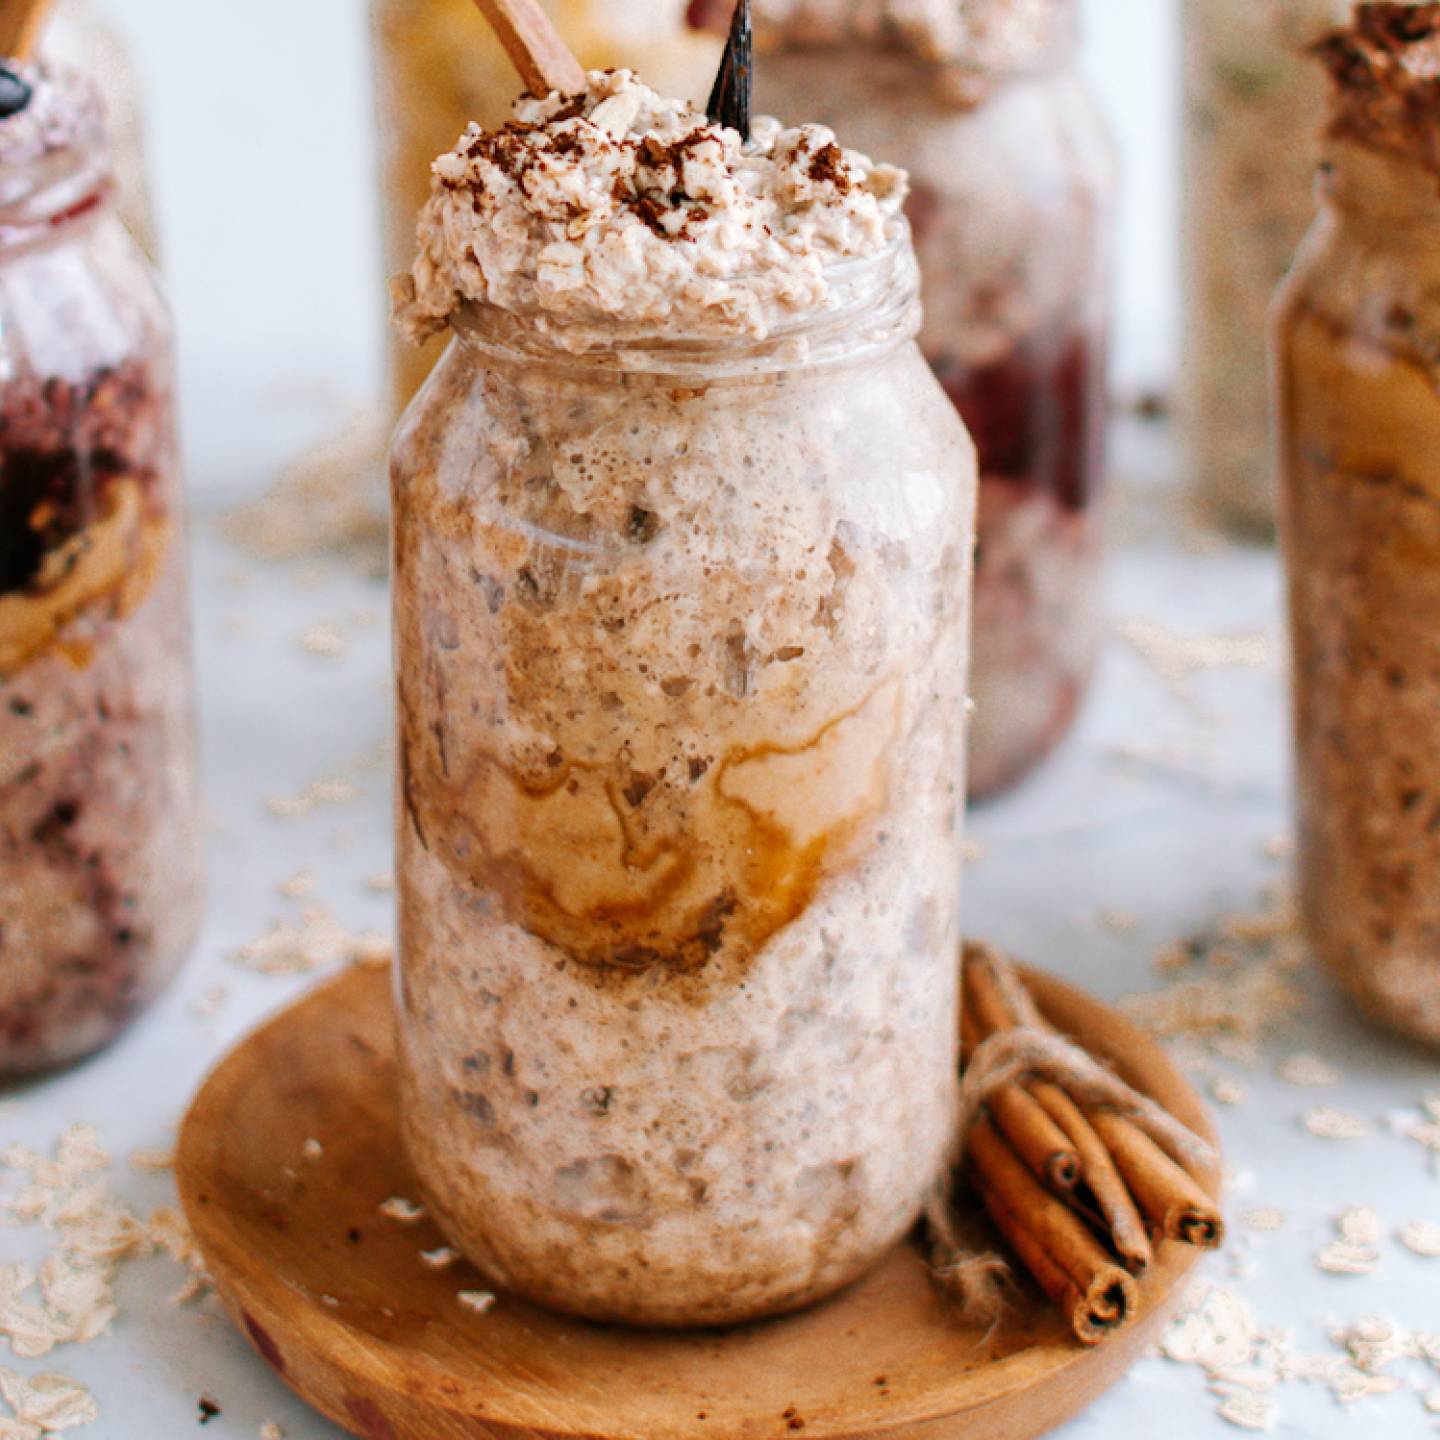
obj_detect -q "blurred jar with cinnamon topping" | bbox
[372,0,720,414]
[390,73,975,1325]
[0,62,201,1076]
[1275,2,1440,1046]
[1181,0,1367,535]
[736,0,1115,800]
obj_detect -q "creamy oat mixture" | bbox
[393,72,972,1325]
[394,69,907,352]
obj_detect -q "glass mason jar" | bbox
[46,0,159,260]
[0,66,200,1076]
[1180,0,1357,535]
[752,6,1113,801]
[1276,140,1440,1047]
[391,245,975,1326]
[373,0,721,414]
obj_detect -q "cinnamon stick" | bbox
[1033,1084,1153,1275]
[961,1004,1081,1195]
[0,0,58,61]
[1086,1108,1225,1249]
[968,1119,1138,1346]
[469,0,586,98]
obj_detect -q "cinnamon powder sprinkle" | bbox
[1315,3,1440,181]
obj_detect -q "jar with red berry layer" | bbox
[747,0,1114,799]
[0,61,201,1076]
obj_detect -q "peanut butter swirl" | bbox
[1315,2,1440,178]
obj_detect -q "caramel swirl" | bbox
[400,676,903,977]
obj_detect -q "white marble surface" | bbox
[5,412,1440,1440]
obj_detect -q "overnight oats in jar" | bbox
[1275,3,1440,1045]
[739,0,1114,799]
[0,63,201,1076]
[373,0,720,412]
[391,70,976,1325]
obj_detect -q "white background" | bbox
[10,5,1440,1440]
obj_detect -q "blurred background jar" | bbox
[373,0,721,414]
[1179,0,1365,536]
[1275,6,1440,1048]
[46,0,158,259]
[745,0,1114,801]
[0,62,201,1076]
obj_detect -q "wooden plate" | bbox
[177,963,1218,1440]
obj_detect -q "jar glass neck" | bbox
[1319,141,1440,237]
[0,145,113,254]
[449,240,922,383]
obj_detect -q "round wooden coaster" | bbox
[177,963,1218,1440]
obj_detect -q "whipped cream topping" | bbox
[395,69,908,351]
[0,60,102,170]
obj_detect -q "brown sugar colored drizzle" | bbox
[0,359,172,672]
[399,674,902,984]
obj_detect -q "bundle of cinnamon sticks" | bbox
[959,944,1224,1346]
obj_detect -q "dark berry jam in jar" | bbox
[0,61,201,1077]
[752,1,1115,798]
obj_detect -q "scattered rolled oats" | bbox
[1117,619,1274,698]
[457,1290,496,1315]
[1161,1285,1440,1430]
[378,1198,425,1225]
[260,1425,285,1440]
[231,907,389,976]
[146,1207,211,1306]
[191,986,228,1019]
[1239,1209,1286,1233]
[1398,1220,1440,1258]
[298,622,347,658]
[264,776,361,819]
[278,869,317,899]
[1302,1107,1368,1141]
[1315,1209,1382,1277]
[126,1150,173,1174]
[0,1369,98,1433]
[1277,1054,1342,1088]
[420,1247,459,1271]
[301,1139,324,1163]
[1216,1393,1276,1432]
[1210,1078,1247,1106]
[364,870,395,893]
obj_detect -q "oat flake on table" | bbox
[0,1370,97,1434]
[1398,1219,1440,1257]
[1302,1107,1369,1141]
[1277,1053,1342,1087]
[231,906,391,976]
[1314,1207,1382,1277]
